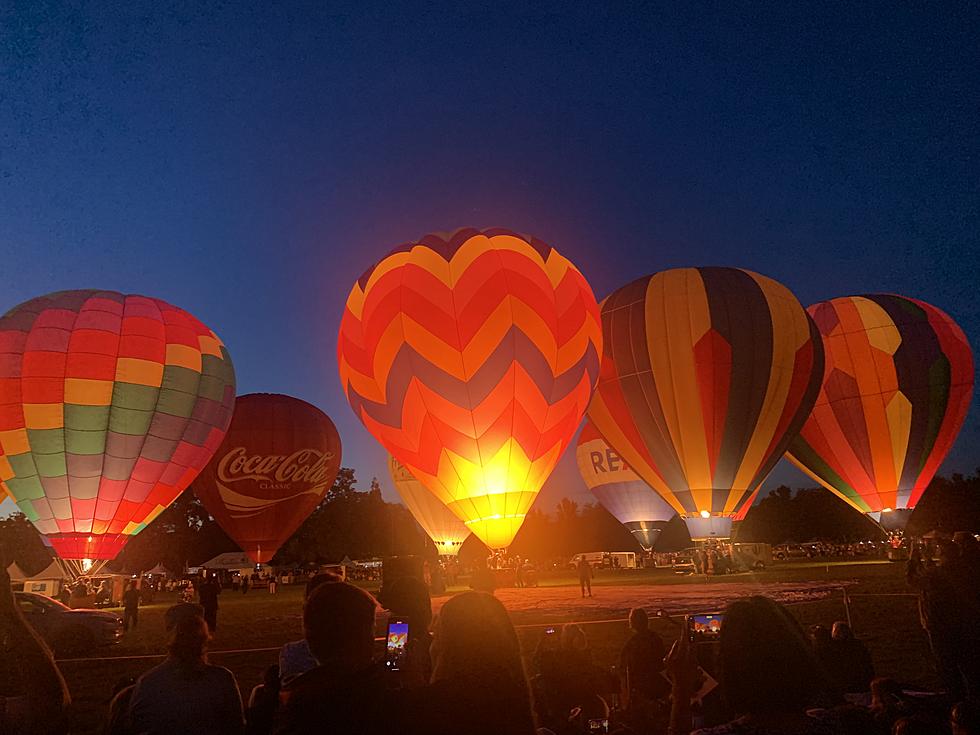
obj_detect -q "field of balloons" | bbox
[0,228,973,576]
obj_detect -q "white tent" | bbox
[146,563,169,576]
[8,559,64,597]
[200,552,255,576]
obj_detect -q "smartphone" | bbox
[587,718,610,733]
[687,612,724,642]
[385,617,410,671]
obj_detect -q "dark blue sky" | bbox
[1,2,977,517]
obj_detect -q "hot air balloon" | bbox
[0,290,235,576]
[786,295,973,530]
[587,267,823,541]
[575,421,674,550]
[338,228,602,550]
[195,393,342,563]
[388,455,470,556]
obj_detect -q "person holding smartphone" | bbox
[666,596,841,735]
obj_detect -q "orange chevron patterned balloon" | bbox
[338,229,602,549]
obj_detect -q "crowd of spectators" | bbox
[3,534,980,734]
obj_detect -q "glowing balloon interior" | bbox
[388,455,470,556]
[587,267,823,525]
[339,228,602,549]
[0,290,236,569]
[195,393,342,563]
[575,421,674,550]
[787,295,973,524]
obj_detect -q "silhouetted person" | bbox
[105,603,205,735]
[829,621,875,693]
[407,591,537,735]
[380,575,434,688]
[577,557,593,597]
[122,580,140,631]
[668,595,836,734]
[908,541,980,699]
[197,573,221,632]
[952,699,980,735]
[127,613,244,734]
[0,558,70,735]
[245,664,281,735]
[808,624,836,691]
[470,560,497,594]
[274,581,396,734]
[620,608,669,710]
[277,572,341,684]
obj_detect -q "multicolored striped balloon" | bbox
[587,267,823,535]
[338,228,602,549]
[0,290,236,562]
[786,295,973,522]
[575,420,674,550]
[388,455,470,556]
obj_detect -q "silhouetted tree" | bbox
[0,513,51,574]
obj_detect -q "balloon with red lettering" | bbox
[195,393,342,563]
[575,421,674,550]
[786,295,974,530]
[388,455,470,556]
[0,290,236,573]
[587,268,823,540]
[338,228,602,550]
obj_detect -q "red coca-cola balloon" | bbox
[195,393,342,563]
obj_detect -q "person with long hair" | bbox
[409,591,537,735]
[127,613,244,734]
[0,557,70,735]
[668,595,838,734]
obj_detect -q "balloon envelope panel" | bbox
[338,229,602,549]
[587,267,823,520]
[0,290,236,560]
[786,295,973,515]
[576,420,674,544]
[195,393,342,564]
[388,455,469,556]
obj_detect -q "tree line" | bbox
[2,470,979,575]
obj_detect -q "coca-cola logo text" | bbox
[217,446,337,489]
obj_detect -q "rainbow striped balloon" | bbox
[0,290,236,562]
[338,229,602,549]
[787,295,973,523]
[587,267,823,534]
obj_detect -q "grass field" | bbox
[57,559,936,734]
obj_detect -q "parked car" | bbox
[773,544,816,560]
[15,591,123,656]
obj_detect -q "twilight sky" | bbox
[1,3,977,518]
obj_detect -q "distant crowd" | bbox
[2,533,980,734]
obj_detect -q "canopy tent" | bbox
[199,552,256,576]
[145,563,170,576]
[8,559,64,597]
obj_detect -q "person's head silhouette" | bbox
[303,581,378,670]
[629,607,649,633]
[719,595,823,716]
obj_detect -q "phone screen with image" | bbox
[385,619,409,671]
[688,613,724,642]
[587,718,609,733]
